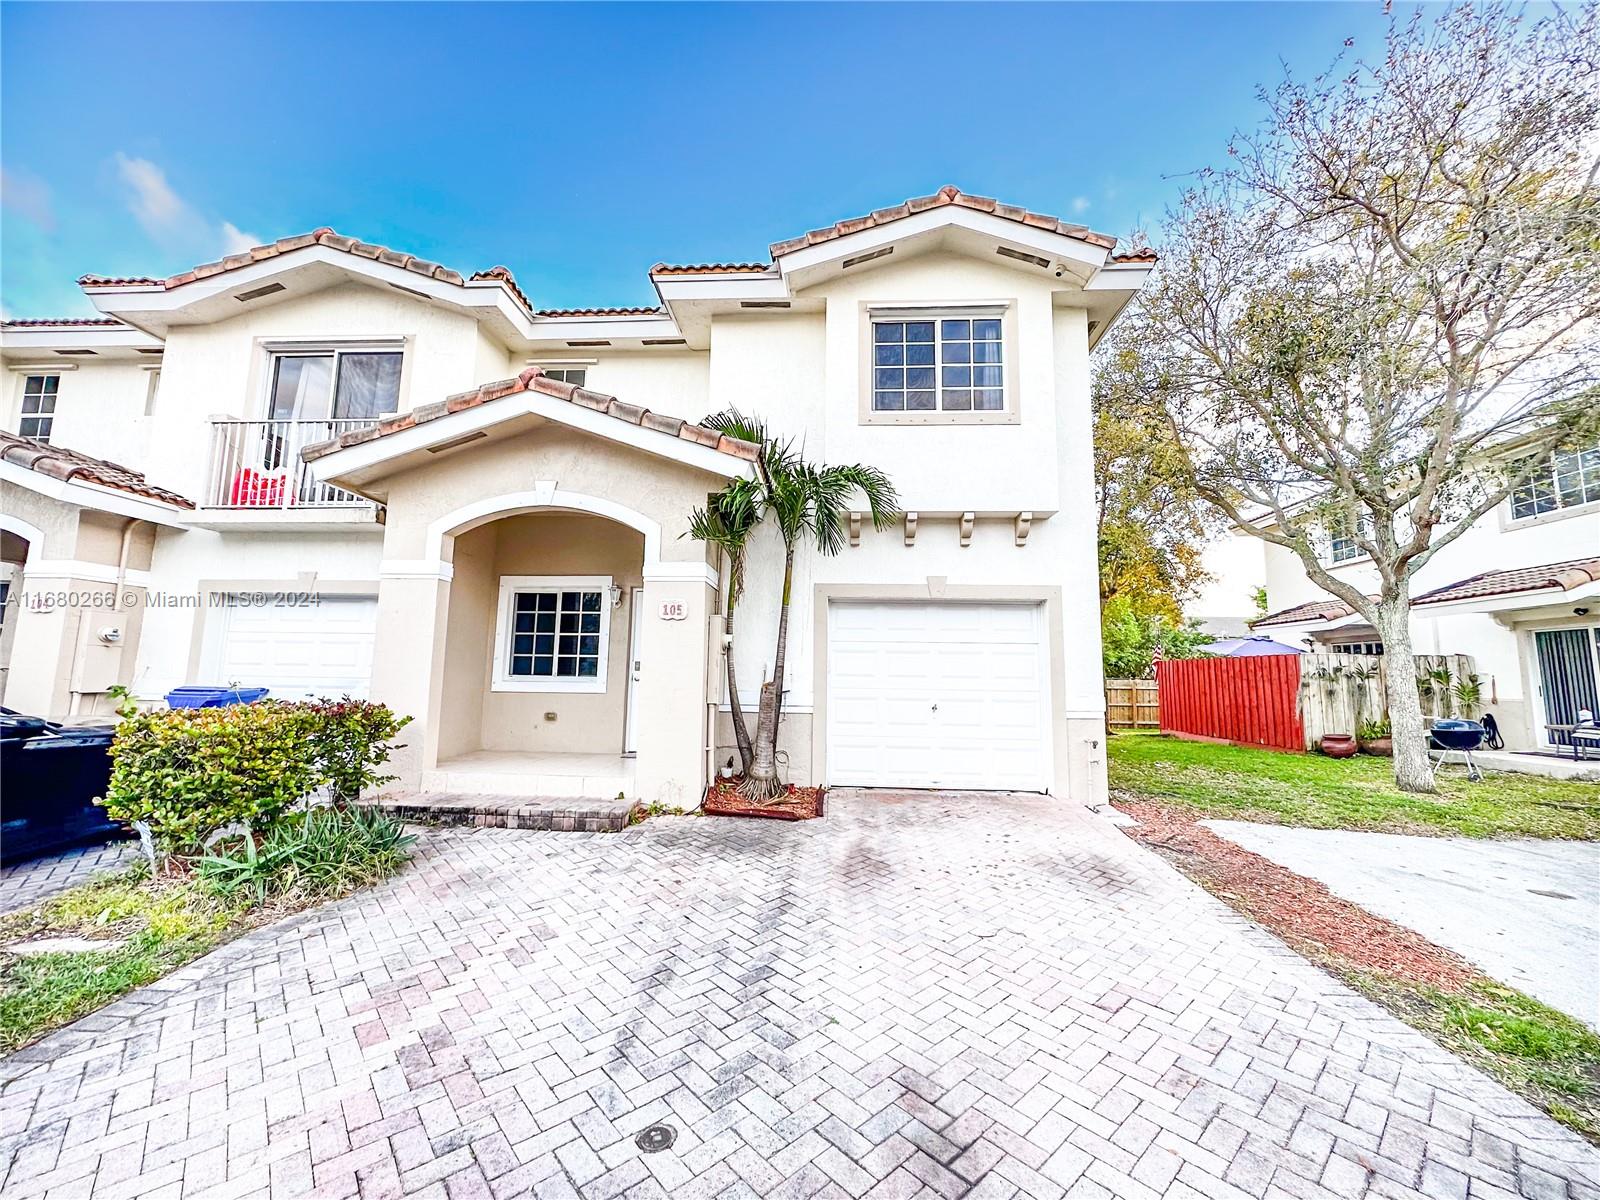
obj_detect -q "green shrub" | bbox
[99,699,411,851]
[101,703,324,852]
[196,806,414,903]
[308,698,413,805]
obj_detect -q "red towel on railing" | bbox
[230,467,291,506]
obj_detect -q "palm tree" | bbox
[702,411,899,801]
[687,472,764,774]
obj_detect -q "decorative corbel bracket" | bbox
[1014,511,1033,547]
[904,511,919,547]
[848,511,862,547]
[959,512,975,547]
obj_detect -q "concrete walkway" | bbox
[1206,821,1600,1028]
[4,793,1598,1199]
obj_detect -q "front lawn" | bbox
[1108,732,1600,839]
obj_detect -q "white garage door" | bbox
[826,601,1050,790]
[215,596,377,701]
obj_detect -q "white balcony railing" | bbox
[205,419,372,509]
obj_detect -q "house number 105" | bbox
[657,600,689,621]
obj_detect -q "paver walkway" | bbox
[1205,820,1600,1029]
[2,790,1597,1200]
[0,841,136,916]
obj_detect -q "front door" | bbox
[1534,627,1600,748]
[624,587,643,754]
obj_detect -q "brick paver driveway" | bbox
[3,791,1597,1200]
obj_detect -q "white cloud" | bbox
[1071,196,1091,215]
[219,221,262,255]
[1,166,55,232]
[115,153,190,236]
[113,152,258,259]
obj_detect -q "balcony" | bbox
[196,419,382,530]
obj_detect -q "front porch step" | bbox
[418,769,633,799]
[370,793,637,832]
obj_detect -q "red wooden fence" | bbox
[1155,655,1305,751]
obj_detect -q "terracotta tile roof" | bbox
[1252,598,1359,629]
[650,262,775,276]
[1413,558,1600,607]
[768,185,1122,259]
[0,432,194,509]
[79,228,469,293]
[468,266,533,315]
[535,306,666,318]
[301,367,761,465]
[1110,249,1159,264]
[2,317,127,328]
[78,230,548,317]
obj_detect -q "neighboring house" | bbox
[1238,449,1600,752]
[0,186,1153,806]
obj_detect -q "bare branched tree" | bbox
[1117,2,1600,790]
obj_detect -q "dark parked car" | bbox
[1,708,127,865]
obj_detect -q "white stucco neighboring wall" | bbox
[2,360,159,468]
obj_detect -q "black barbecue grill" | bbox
[1430,718,1486,782]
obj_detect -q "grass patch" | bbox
[0,869,244,1053]
[1108,732,1600,838]
[1,808,415,1054]
[1355,975,1600,1139]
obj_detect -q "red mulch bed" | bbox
[703,779,825,821]
[1112,797,1476,991]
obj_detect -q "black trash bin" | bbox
[0,710,127,865]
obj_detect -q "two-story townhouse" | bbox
[1233,443,1600,753]
[1,186,1153,807]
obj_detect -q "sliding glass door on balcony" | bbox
[205,348,402,509]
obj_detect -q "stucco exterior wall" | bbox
[3,361,158,468]
[147,282,505,502]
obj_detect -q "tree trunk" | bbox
[1375,596,1437,794]
[725,606,753,775]
[742,546,794,801]
[742,681,781,800]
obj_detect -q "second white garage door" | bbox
[214,596,377,701]
[826,600,1050,791]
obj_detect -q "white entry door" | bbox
[826,600,1050,790]
[215,595,378,700]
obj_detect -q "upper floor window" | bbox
[19,374,58,442]
[1325,516,1366,564]
[540,367,588,386]
[872,315,1004,414]
[268,348,402,424]
[1511,444,1600,520]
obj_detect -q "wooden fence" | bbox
[1156,655,1304,750]
[1298,652,1477,748]
[1156,651,1479,752]
[1105,679,1159,729]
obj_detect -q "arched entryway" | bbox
[430,506,648,798]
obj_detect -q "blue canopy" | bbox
[1206,636,1305,658]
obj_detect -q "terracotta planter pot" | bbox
[1360,736,1393,757]
[1320,733,1359,758]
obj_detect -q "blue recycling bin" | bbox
[164,685,270,709]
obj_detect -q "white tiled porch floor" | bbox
[419,750,636,799]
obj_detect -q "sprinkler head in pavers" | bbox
[635,1124,677,1153]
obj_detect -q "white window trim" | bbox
[258,339,408,422]
[859,302,1019,426]
[491,574,613,693]
[17,372,60,442]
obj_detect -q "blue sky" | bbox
[2,2,1392,319]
